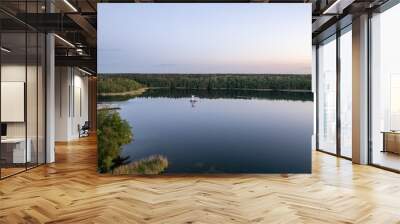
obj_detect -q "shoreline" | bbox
[98,87,149,96]
[98,87,311,96]
[166,87,312,93]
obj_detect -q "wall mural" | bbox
[97,3,313,174]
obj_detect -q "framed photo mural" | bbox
[97,3,313,175]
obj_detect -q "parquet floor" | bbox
[1,136,400,223]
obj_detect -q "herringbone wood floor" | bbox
[1,136,400,224]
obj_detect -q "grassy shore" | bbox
[112,155,169,175]
[97,87,148,96]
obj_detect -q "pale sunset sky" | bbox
[98,3,311,74]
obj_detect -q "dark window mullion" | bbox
[336,30,341,157]
[25,0,28,171]
[367,12,373,165]
[316,45,320,150]
[36,0,39,167]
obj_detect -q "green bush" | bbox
[97,110,132,173]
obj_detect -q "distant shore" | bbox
[162,87,312,93]
[97,87,311,96]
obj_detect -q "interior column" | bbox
[352,14,369,164]
[45,0,56,163]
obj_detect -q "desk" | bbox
[382,131,400,154]
[1,138,31,163]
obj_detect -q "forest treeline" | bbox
[98,74,311,93]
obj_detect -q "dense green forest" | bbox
[98,74,311,93]
[98,77,143,94]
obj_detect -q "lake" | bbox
[99,89,314,173]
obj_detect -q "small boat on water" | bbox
[190,95,198,108]
[190,95,197,102]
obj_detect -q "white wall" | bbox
[55,66,70,141]
[71,72,89,138]
[1,65,34,138]
[55,67,89,141]
[1,65,26,136]
[1,82,25,122]
[1,63,46,164]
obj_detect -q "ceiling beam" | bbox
[67,13,97,46]
[323,0,356,14]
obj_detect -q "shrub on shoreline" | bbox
[112,155,169,175]
[98,110,132,173]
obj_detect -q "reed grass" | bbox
[112,155,168,175]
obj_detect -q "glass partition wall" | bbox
[316,26,352,159]
[0,4,46,179]
[0,31,27,177]
[370,3,400,171]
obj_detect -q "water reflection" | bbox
[98,88,314,102]
[99,89,314,174]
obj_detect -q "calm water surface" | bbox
[101,89,313,173]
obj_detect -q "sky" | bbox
[98,3,311,74]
